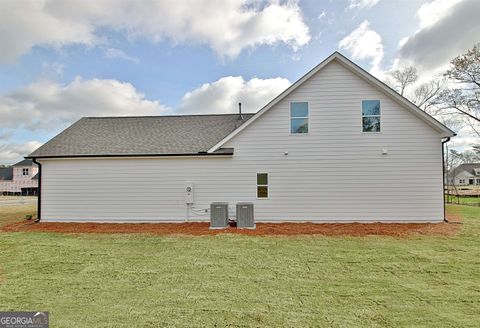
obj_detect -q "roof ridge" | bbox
[83,113,256,119]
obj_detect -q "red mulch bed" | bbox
[1,214,462,237]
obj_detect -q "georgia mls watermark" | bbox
[0,312,48,328]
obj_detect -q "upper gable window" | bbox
[362,100,381,132]
[290,102,309,134]
[22,168,29,176]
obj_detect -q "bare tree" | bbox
[472,144,480,157]
[440,43,480,124]
[386,67,445,114]
[448,148,480,165]
[446,149,465,204]
[390,66,418,96]
[446,43,480,88]
[385,44,480,139]
[411,78,446,114]
[439,89,480,122]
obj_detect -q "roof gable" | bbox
[207,52,455,153]
[455,170,474,178]
[452,163,480,177]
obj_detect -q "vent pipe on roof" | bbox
[238,102,243,120]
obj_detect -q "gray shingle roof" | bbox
[0,167,13,181]
[13,159,34,167]
[450,163,480,177]
[28,114,254,158]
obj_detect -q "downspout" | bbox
[32,158,41,222]
[441,137,451,222]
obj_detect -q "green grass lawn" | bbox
[446,194,480,207]
[0,205,479,327]
[0,203,36,227]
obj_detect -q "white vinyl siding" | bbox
[39,61,444,223]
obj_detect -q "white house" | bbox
[0,159,39,195]
[27,52,455,223]
[448,163,480,186]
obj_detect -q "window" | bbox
[362,100,381,132]
[476,179,480,185]
[257,173,268,198]
[290,102,308,134]
[459,179,466,184]
[469,179,474,185]
[22,168,29,176]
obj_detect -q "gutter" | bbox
[31,158,42,222]
[25,149,234,160]
[441,137,451,222]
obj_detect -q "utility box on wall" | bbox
[236,202,255,229]
[210,202,229,229]
[185,182,194,204]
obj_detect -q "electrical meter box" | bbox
[185,182,194,204]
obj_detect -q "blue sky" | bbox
[0,0,478,163]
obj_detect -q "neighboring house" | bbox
[447,163,480,186]
[27,52,455,223]
[0,159,39,195]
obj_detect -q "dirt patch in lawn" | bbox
[1,214,462,237]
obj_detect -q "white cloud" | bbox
[0,76,169,161]
[104,48,139,63]
[397,37,409,48]
[0,141,43,164]
[0,77,168,131]
[348,0,380,10]
[0,0,96,64]
[417,0,463,28]
[448,128,479,151]
[180,76,291,114]
[0,74,291,161]
[339,20,384,75]
[0,0,310,63]
[395,0,479,81]
[0,74,290,134]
